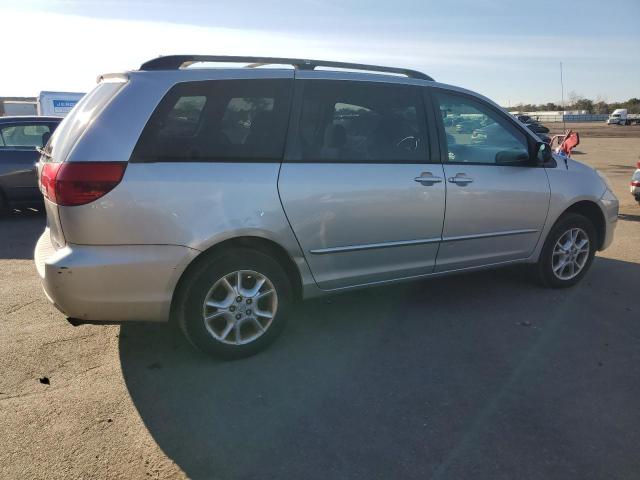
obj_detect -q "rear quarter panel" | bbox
[56,68,317,295]
[56,161,315,291]
[59,69,304,256]
[58,162,296,248]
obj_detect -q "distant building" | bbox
[0,97,37,116]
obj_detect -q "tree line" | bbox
[507,93,640,114]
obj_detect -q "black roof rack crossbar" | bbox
[139,55,433,81]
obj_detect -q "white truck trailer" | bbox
[37,91,85,117]
[1,100,37,116]
[606,109,640,125]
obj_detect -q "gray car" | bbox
[0,116,61,212]
[34,56,618,358]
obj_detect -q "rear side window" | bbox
[0,124,51,148]
[294,80,428,163]
[132,79,292,162]
[160,96,207,137]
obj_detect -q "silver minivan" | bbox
[35,55,618,358]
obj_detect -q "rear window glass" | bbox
[47,80,124,162]
[0,124,51,148]
[131,79,292,162]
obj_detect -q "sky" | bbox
[1,0,638,106]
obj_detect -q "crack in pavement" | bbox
[5,299,39,315]
[42,333,99,347]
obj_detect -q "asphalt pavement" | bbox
[1,134,639,479]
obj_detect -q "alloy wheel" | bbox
[202,270,278,345]
[551,227,590,281]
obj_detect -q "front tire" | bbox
[177,248,292,359]
[535,213,597,288]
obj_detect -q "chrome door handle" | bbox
[448,174,474,185]
[414,173,443,185]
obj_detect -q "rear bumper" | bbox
[35,229,198,322]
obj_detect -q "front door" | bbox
[279,78,445,289]
[430,89,550,272]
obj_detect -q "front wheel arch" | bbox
[534,212,597,288]
[559,200,606,250]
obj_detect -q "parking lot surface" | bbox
[1,131,639,479]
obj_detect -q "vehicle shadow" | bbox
[0,209,45,260]
[618,213,640,223]
[119,257,640,479]
[608,164,636,172]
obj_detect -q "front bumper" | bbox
[35,229,198,322]
[631,170,640,199]
[599,188,618,250]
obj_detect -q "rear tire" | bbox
[177,248,292,359]
[534,213,597,288]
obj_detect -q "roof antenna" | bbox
[560,61,568,169]
[560,62,566,133]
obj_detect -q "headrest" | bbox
[323,124,346,148]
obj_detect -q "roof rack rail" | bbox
[139,55,434,81]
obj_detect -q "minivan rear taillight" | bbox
[40,162,127,206]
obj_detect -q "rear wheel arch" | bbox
[560,200,606,250]
[170,235,303,323]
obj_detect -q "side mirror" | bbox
[537,142,552,164]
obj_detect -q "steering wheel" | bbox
[396,135,419,152]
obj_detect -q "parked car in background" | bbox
[513,114,550,132]
[0,116,61,212]
[632,161,640,205]
[442,114,460,127]
[515,114,532,124]
[536,132,551,144]
[525,122,550,134]
[472,122,551,146]
[524,124,551,143]
[35,55,618,359]
[471,122,510,144]
[455,120,476,133]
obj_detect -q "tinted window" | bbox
[296,81,428,162]
[160,95,206,137]
[434,91,529,165]
[132,79,292,162]
[0,124,51,148]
